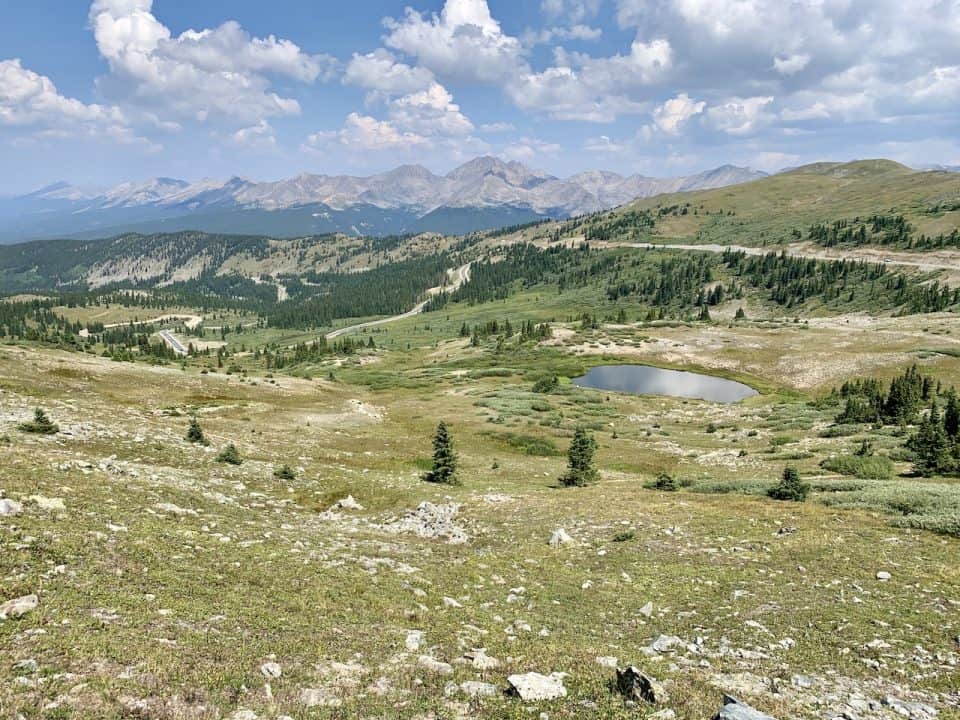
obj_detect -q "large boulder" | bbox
[0,498,23,516]
[0,594,39,620]
[713,695,778,720]
[507,672,568,701]
[616,666,669,704]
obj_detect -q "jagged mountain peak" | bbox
[2,156,767,242]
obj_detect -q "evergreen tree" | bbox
[17,407,59,435]
[560,427,598,487]
[424,422,459,485]
[653,471,677,491]
[274,464,296,480]
[216,443,242,465]
[907,401,955,476]
[734,307,746,320]
[768,466,809,501]
[944,389,960,439]
[186,416,209,445]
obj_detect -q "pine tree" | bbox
[216,443,242,465]
[186,416,208,445]
[424,422,459,485]
[734,307,746,320]
[17,407,59,435]
[560,427,598,487]
[698,304,712,321]
[768,466,809,501]
[944,389,960,439]
[907,401,954,476]
[274,464,296,480]
[653,472,677,491]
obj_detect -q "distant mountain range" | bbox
[0,157,765,243]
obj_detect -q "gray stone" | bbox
[405,630,425,651]
[507,672,568,701]
[331,495,364,511]
[466,649,500,670]
[29,496,65,511]
[300,687,341,708]
[0,499,23,516]
[616,666,669,705]
[227,711,258,720]
[649,634,684,653]
[713,695,779,720]
[0,594,38,620]
[461,681,498,698]
[260,662,282,679]
[549,528,573,546]
[418,655,454,675]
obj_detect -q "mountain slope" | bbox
[612,160,960,247]
[0,158,764,243]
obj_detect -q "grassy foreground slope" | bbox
[1,342,959,720]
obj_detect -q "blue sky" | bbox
[1,0,959,193]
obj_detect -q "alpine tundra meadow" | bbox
[1,2,959,719]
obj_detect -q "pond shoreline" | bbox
[573,364,759,403]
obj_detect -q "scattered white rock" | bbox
[0,594,38,620]
[714,694,778,720]
[876,571,892,582]
[300,687,341,708]
[461,681,498,698]
[466,649,500,670]
[648,635,684,654]
[0,498,23,516]
[443,596,463,608]
[383,502,467,544]
[156,502,197,517]
[639,601,654,618]
[418,656,454,675]
[260,662,282,679]
[28,496,65,511]
[650,710,676,720]
[405,630,425,652]
[507,672,568,701]
[549,528,573,547]
[596,656,619,669]
[228,711,258,720]
[330,495,364,511]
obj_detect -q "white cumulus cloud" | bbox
[88,0,335,124]
[384,0,525,83]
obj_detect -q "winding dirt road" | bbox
[324,262,472,341]
[615,241,960,273]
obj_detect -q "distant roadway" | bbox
[325,262,472,341]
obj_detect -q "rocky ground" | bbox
[1,346,959,719]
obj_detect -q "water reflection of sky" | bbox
[572,365,757,403]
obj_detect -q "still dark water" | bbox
[573,364,758,403]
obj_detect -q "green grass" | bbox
[821,453,895,479]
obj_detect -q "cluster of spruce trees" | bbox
[0,298,88,345]
[268,335,375,369]
[809,214,960,251]
[459,318,552,346]
[906,393,960,475]
[834,365,935,425]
